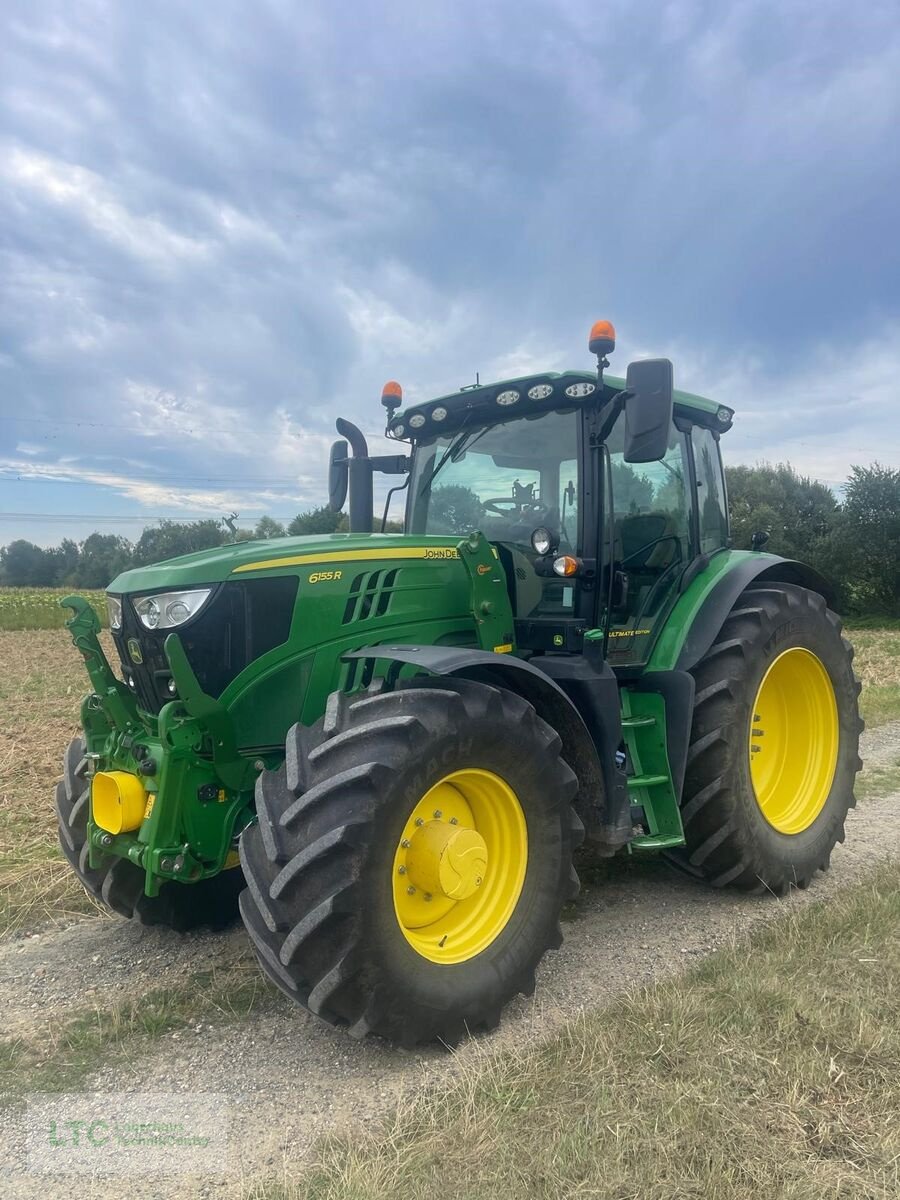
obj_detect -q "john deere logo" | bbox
[127,638,143,665]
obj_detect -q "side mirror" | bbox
[623,358,674,463]
[328,440,349,512]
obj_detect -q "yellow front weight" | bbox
[91,770,147,834]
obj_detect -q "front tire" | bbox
[238,678,583,1046]
[55,736,244,931]
[678,583,863,893]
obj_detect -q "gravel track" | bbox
[2,720,899,1196]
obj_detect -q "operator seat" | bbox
[616,512,684,616]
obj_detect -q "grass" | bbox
[263,861,900,1200]
[0,630,120,936]
[850,627,900,728]
[856,762,900,803]
[845,616,900,631]
[0,958,270,1098]
[0,587,107,631]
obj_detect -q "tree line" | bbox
[1,462,897,615]
[0,507,345,589]
[727,462,899,616]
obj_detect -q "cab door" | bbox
[600,415,695,668]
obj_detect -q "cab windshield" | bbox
[406,409,580,551]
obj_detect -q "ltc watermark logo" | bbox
[26,1092,230,1176]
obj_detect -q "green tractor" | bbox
[57,320,862,1046]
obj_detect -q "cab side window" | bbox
[610,426,692,591]
[605,421,693,664]
[691,426,729,553]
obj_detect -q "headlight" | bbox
[530,527,555,556]
[106,594,123,631]
[133,588,212,630]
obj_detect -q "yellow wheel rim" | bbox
[749,647,839,835]
[392,768,527,964]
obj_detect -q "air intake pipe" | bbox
[334,418,374,533]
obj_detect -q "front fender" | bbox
[344,644,629,847]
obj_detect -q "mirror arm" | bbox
[380,476,410,532]
[595,389,630,444]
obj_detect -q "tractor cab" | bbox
[332,322,734,671]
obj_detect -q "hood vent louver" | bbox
[341,569,400,625]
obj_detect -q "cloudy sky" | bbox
[2,0,899,546]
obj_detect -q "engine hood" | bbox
[107,532,466,594]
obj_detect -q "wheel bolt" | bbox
[398,865,407,875]
[751,746,761,754]
[401,839,410,848]
[407,885,416,895]
[99,833,113,848]
[449,817,458,825]
[424,893,432,902]
[433,810,442,819]
[415,818,424,826]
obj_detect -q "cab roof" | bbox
[388,370,733,441]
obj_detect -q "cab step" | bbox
[619,688,686,852]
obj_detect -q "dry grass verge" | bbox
[852,627,900,728]
[269,860,900,1200]
[0,630,117,936]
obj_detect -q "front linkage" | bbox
[61,596,257,899]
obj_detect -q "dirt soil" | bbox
[2,720,899,1197]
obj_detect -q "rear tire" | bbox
[238,677,583,1046]
[55,736,244,931]
[677,583,863,893]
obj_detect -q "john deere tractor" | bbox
[57,321,862,1045]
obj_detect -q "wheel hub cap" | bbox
[406,822,488,900]
[392,768,527,964]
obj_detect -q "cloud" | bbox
[655,321,900,487]
[3,146,211,271]
[0,0,898,547]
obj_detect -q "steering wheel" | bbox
[483,497,528,517]
[620,534,681,569]
[483,497,554,525]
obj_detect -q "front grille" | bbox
[113,577,299,712]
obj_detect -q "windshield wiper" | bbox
[417,421,490,495]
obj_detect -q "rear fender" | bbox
[674,556,836,673]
